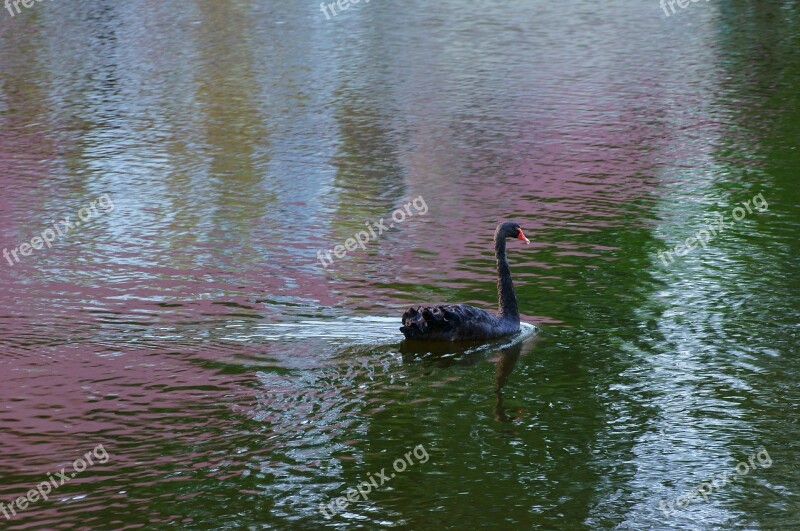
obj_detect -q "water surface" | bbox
[1,0,798,529]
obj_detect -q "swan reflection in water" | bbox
[399,325,539,422]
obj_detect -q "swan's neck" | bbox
[495,238,519,320]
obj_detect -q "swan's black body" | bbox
[400,221,529,342]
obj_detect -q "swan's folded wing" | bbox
[400,304,490,340]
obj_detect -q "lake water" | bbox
[1,0,798,529]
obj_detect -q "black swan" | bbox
[400,221,530,341]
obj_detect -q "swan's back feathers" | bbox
[400,304,516,341]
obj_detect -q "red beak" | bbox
[518,229,530,244]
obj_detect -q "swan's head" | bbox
[496,221,530,244]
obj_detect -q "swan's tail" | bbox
[400,305,456,340]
